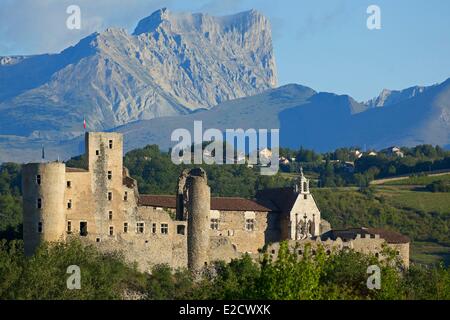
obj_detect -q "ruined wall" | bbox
[265,236,410,268]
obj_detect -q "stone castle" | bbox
[22,132,410,271]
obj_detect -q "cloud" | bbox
[0,0,178,56]
[198,0,250,15]
[0,0,272,56]
[296,0,350,40]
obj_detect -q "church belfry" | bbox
[298,167,310,194]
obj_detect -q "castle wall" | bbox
[22,162,66,256]
[209,210,281,254]
[95,206,187,272]
[265,237,410,268]
[65,171,96,235]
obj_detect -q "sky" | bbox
[0,0,449,101]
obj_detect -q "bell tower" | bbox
[298,167,310,194]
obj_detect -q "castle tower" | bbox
[85,132,124,241]
[22,162,66,256]
[186,168,210,270]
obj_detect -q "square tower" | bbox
[85,132,124,184]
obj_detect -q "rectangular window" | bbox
[210,219,219,230]
[161,224,169,235]
[108,171,112,180]
[36,175,41,185]
[304,194,308,200]
[109,140,113,149]
[96,150,100,156]
[67,221,72,233]
[137,222,145,234]
[67,181,72,188]
[123,222,128,233]
[177,225,185,235]
[67,199,72,209]
[152,223,157,234]
[109,226,114,236]
[124,192,128,201]
[108,211,113,220]
[108,192,112,201]
[37,198,42,209]
[245,219,255,231]
[37,222,43,233]
[80,221,88,236]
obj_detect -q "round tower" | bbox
[186,168,210,270]
[22,162,66,256]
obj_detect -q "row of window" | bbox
[36,219,256,235]
[35,191,129,209]
[36,169,116,188]
[211,219,255,231]
[37,221,171,236]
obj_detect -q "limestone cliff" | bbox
[0,8,277,138]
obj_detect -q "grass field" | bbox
[382,173,450,186]
[376,186,450,215]
[411,241,450,266]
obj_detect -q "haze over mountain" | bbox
[0,8,449,163]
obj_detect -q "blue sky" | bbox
[0,0,449,101]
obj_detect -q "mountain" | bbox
[364,84,436,108]
[0,8,449,163]
[0,8,277,139]
[0,78,449,163]
[111,77,450,153]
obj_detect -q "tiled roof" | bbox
[139,195,176,208]
[322,227,410,244]
[138,195,278,212]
